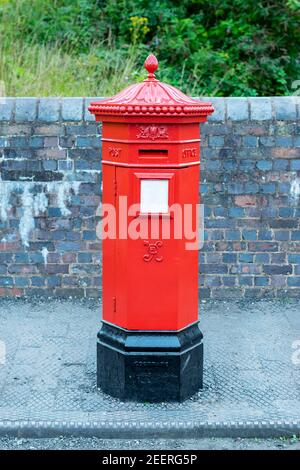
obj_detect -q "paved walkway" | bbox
[0,298,299,438]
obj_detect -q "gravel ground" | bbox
[0,436,299,450]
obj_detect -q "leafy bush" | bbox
[0,0,300,96]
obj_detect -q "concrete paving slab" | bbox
[0,298,299,437]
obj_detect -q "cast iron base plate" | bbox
[97,321,203,402]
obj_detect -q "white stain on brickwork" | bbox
[290,173,300,204]
[1,233,17,242]
[41,246,49,265]
[0,179,81,246]
[19,184,35,247]
[50,180,80,217]
[33,192,48,215]
[0,177,12,221]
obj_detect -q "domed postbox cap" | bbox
[88,54,214,122]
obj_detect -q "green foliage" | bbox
[0,0,300,96]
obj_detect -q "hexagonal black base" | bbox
[97,321,203,402]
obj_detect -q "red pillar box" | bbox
[89,55,214,401]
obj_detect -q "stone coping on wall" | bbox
[0,96,300,123]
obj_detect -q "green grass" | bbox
[1,0,300,97]
[0,38,200,97]
[0,40,144,96]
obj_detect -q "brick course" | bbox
[0,96,300,298]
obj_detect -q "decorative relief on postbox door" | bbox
[137,125,169,140]
[143,240,163,262]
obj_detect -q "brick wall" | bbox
[0,96,300,299]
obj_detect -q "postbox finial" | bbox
[144,54,158,80]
